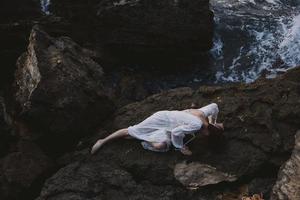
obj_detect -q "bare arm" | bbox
[203,103,219,124]
[171,123,202,149]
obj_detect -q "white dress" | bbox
[128,103,219,151]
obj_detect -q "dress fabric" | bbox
[197,103,219,124]
[127,103,219,151]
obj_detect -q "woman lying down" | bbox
[91,103,224,156]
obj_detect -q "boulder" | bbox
[13,26,115,155]
[0,0,41,89]
[36,67,300,199]
[0,140,53,200]
[271,131,300,200]
[174,162,237,188]
[50,0,214,64]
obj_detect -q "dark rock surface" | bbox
[271,130,300,200]
[0,140,53,200]
[1,1,298,199]
[13,26,115,156]
[174,162,237,188]
[0,0,41,22]
[0,96,13,157]
[0,0,41,89]
[36,67,300,199]
[0,1,70,90]
[105,70,151,107]
[248,177,276,199]
[50,0,214,64]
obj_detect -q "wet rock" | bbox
[36,67,300,199]
[50,0,214,65]
[0,140,53,200]
[271,130,300,200]
[174,162,237,188]
[13,26,115,155]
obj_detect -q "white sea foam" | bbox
[113,0,139,6]
[210,34,224,59]
[239,0,256,4]
[265,0,281,5]
[278,14,300,67]
[211,0,300,83]
[40,0,51,15]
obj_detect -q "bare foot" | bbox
[180,146,192,156]
[91,139,105,154]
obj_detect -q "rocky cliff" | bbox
[50,0,214,65]
[271,131,300,200]
[35,66,300,200]
[0,2,299,199]
[0,0,42,89]
[12,26,115,156]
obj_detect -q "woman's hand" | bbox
[201,127,210,136]
[180,145,192,156]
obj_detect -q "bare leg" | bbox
[91,128,129,154]
[141,142,169,152]
[150,142,167,150]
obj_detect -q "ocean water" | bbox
[210,0,300,83]
[40,0,300,84]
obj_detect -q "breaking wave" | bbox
[210,0,300,83]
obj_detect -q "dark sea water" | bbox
[211,0,300,83]
[40,0,300,85]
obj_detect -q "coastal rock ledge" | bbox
[50,0,214,64]
[271,131,300,200]
[13,26,115,155]
[36,67,300,200]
